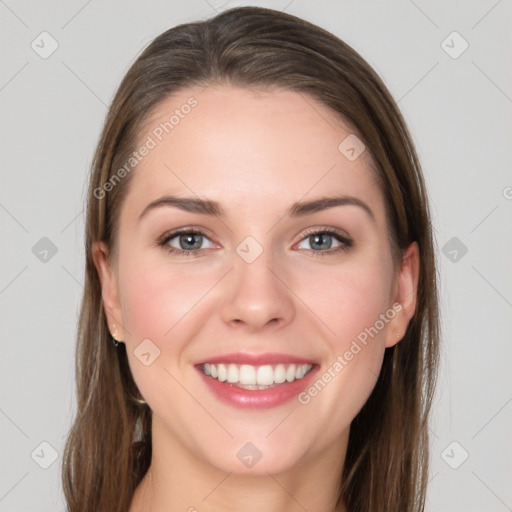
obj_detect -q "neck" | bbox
[129,416,349,512]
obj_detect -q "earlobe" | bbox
[92,241,125,340]
[385,241,420,348]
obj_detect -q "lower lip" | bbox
[196,366,319,409]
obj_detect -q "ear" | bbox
[384,241,420,348]
[92,241,125,341]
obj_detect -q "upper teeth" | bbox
[202,363,313,386]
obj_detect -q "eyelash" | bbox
[157,226,353,258]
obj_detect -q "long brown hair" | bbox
[62,6,440,511]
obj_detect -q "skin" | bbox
[93,85,419,512]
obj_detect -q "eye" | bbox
[158,228,216,256]
[157,227,353,257]
[295,228,353,256]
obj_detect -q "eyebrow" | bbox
[138,194,375,223]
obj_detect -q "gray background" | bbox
[1,0,511,510]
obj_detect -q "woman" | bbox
[62,6,440,511]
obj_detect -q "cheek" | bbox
[119,260,211,344]
[117,257,222,407]
[293,257,393,415]
[299,256,394,347]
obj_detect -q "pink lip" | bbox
[194,352,317,366]
[195,356,319,409]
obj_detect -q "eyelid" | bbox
[292,226,353,253]
[156,226,215,246]
[294,225,352,244]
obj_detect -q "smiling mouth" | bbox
[199,362,314,390]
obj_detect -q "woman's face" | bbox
[95,85,418,475]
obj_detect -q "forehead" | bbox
[123,85,383,222]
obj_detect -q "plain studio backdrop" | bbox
[0,1,511,511]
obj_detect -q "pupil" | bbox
[311,233,331,250]
[180,233,201,250]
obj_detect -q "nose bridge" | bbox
[219,235,295,330]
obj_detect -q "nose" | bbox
[219,250,295,333]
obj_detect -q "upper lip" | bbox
[195,352,317,366]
